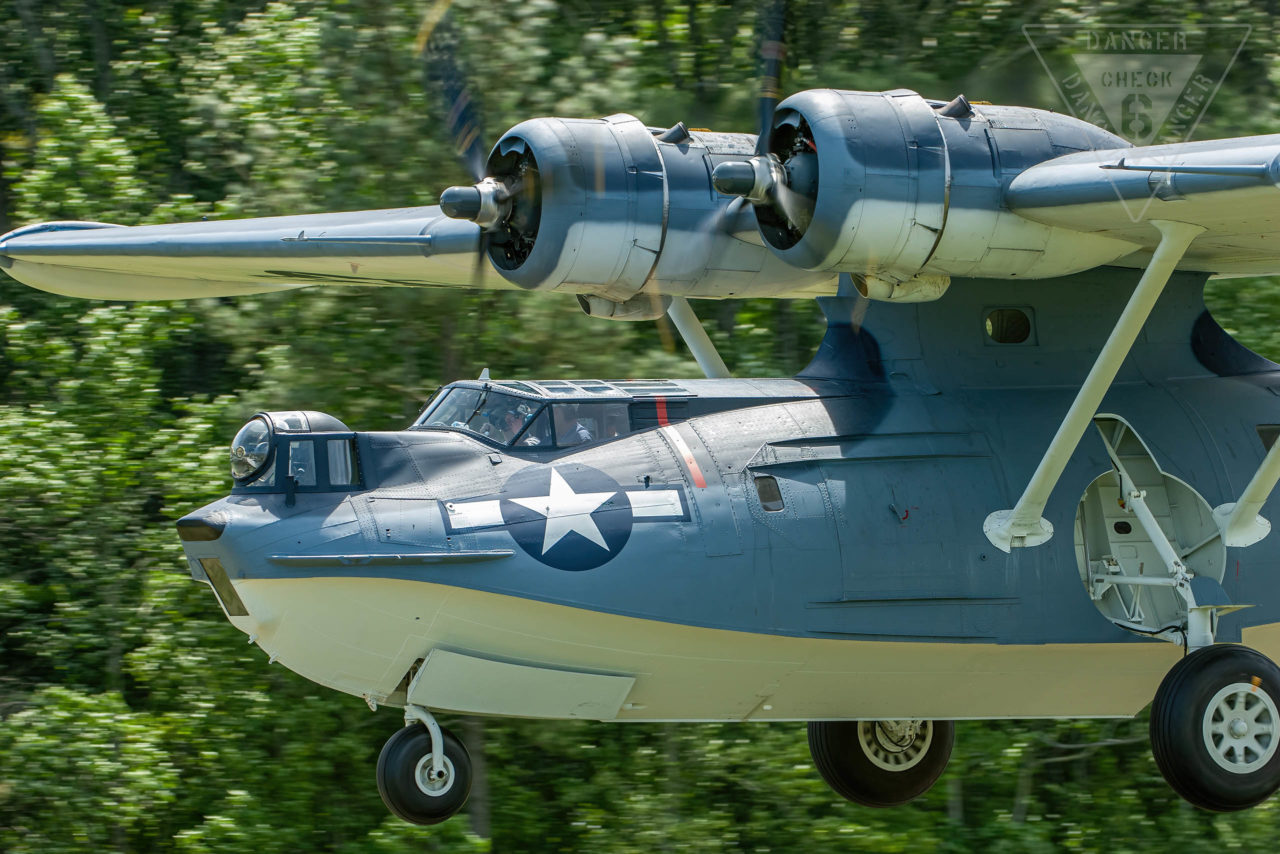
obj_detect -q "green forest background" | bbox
[4,0,1280,851]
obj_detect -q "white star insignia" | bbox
[510,469,617,555]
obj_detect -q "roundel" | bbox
[498,464,633,571]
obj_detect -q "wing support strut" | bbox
[984,219,1205,552]
[1213,439,1280,547]
[666,297,731,379]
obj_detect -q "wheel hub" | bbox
[413,753,456,797]
[858,719,932,772]
[1202,682,1280,773]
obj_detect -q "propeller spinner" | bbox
[711,112,819,251]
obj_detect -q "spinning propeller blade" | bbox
[418,2,493,287]
[710,0,817,247]
[756,0,787,152]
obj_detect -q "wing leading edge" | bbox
[0,206,504,300]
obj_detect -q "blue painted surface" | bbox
[179,266,1280,648]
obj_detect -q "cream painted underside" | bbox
[222,575,1280,722]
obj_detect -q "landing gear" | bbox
[377,713,472,825]
[1150,644,1280,811]
[808,719,954,807]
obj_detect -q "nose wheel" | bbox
[808,718,954,807]
[1150,644,1280,811]
[376,714,472,825]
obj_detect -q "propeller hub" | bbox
[439,177,511,229]
[711,155,781,204]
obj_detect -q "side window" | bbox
[288,440,317,486]
[553,405,591,447]
[516,409,553,448]
[553,403,630,447]
[327,438,358,485]
[984,307,1035,345]
[755,475,785,511]
[597,403,630,440]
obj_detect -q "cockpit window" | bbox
[413,387,542,446]
[514,408,552,447]
[413,386,635,449]
[553,402,630,447]
[327,439,358,485]
[288,440,317,486]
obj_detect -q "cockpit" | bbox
[226,377,826,493]
[412,380,636,450]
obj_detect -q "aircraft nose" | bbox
[176,512,226,542]
[175,508,255,621]
[192,556,250,618]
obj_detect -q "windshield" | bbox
[413,387,541,446]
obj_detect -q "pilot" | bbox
[500,408,529,443]
[477,397,512,439]
[554,405,592,447]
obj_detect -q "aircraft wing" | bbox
[0,206,505,300]
[1007,135,1280,275]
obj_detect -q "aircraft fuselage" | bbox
[178,267,1280,722]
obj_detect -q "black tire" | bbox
[1150,644,1280,811]
[808,719,954,807]
[376,723,472,825]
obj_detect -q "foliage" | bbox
[3,1,1280,852]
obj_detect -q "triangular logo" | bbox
[1068,53,1203,146]
[1024,25,1250,146]
[1023,25,1250,220]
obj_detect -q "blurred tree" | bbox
[3,2,1280,852]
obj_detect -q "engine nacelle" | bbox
[757,89,949,281]
[725,89,1142,290]
[440,116,835,302]
[478,114,666,295]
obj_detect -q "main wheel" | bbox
[376,723,472,825]
[1150,644,1280,811]
[808,719,954,807]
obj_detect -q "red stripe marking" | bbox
[655,396,669,426]
[683,448,707,488]
[661,426,707,488]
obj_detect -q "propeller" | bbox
[418,1,486,184]
[756,0,786,153]
[418,2,501,286]
[709,0,820,249]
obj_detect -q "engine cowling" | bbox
[759,89,949,281]
[477,114,666,295]
[439,115,836,305]
[716,88,1141,297]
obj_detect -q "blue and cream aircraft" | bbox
[8,83,1280,822]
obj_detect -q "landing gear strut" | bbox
[376,706,472,825]
[1150,644,1280,811]
[808,718,954,807]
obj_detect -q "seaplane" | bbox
[5,16,1280,824]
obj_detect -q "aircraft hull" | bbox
[180,266,1280,722]
[221,574,1191,721]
